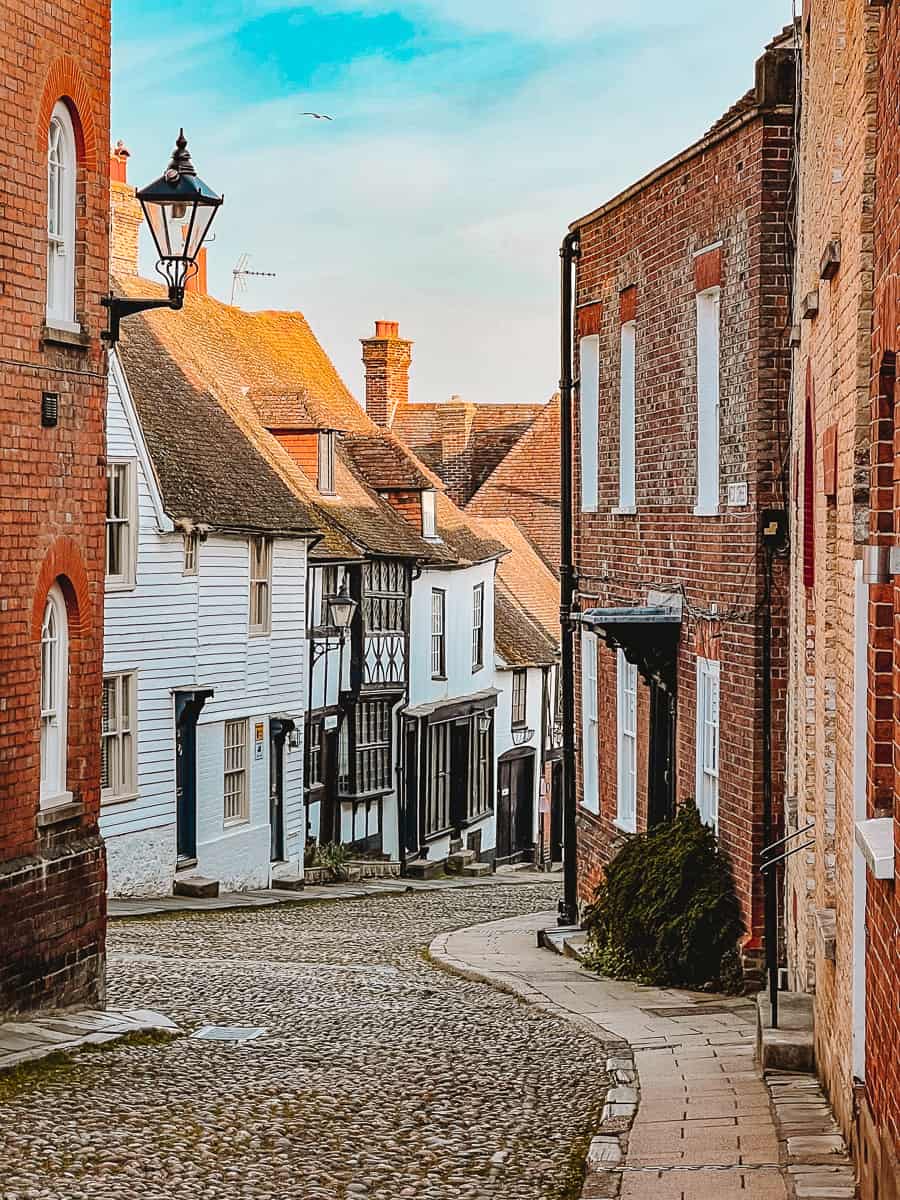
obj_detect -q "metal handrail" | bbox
[762,820,815,858]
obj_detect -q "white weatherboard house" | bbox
[101,322,321,897]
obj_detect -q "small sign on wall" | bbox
[255,722,265,761]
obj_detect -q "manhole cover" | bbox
[191,1025,267,1042]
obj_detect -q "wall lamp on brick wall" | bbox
[102,130,223,346]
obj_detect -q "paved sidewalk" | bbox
[109,867,553,919]
[0,1007,179,1076]
[430,911,854,1200]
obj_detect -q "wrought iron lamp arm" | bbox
[102,287,184,346]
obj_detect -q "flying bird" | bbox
[302,112,333,120]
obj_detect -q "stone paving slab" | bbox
[108,868,555,918]
[0,1007,180,1076]
[429,910,856,1200]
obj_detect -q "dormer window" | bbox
[318,431,335,495]
[422,489,438,540]
[47,102,78,330]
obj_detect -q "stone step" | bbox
[445,849,476,874]
[461,862,492,878]
[173,874,219,899]
[404,858,444,881]
[271,874,305,892]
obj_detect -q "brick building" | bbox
[782,0,883,1171]
[0,0,110,1011]
[570,29,796,978]
[791,1,900,1194]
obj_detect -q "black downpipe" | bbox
[558,231,580,927]
[761,543,778,1026]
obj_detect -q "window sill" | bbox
[41,323,89,350]
[101,789,139,806]
[462,809,492,826]
[37,795,80,828]
[613,818,636,835]
[612,505,637,516]
[431,674,447,682]
[693,505,720,518]
[249,628,272,639]
[223,816,251,830]
[423,825,454,842]
[105,578,136,593]
[472,664,485,675]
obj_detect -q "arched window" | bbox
[40,584,70,807]
[46,101,77,329]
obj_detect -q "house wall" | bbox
[784,0,879,1154]
[495,662,546,848]
[102,360,308,895]
[0,0,110,1015]
[857,2,900,1194]
[410,560,498,858]
[571,85,793,978]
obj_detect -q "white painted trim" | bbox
[109,351,172,532]
[616,650,637,832]
[692,240,724,258]
[618,321,636,511]
[855,819,895,880]
[580,632,599,813]
[40,583,69,808]
[852,560,867,1079]
[579,335,600,513]
[694,656,720,832]
[696,288,721,515]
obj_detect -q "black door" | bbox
[549,760,563,863]
[403,719,420,857]
[449,719,471,830]
[269,719,293,861]
[648,682,676,827]
[320,725,340,845]
[497,753,535,863]
[174,690,210,864]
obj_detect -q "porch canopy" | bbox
[403,687,499,725]
[580,606,681,692]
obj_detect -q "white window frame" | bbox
[318,431,335,495]
[40,583,70,808]
[183,532,199,576]
[472,582,484,670]
[695,287,721,516]
[579,335,600,512]
[695,657,720,831]
[617,321,636,512]
[249,536,272,636]
[431,589,446,678]
[223,719,249,824]
[46,101,78,331]
[101,672,137,802]
[580,632,599,812]
[422,489,439,540]
[511,668,527,728]
[616,650,637,832]
[105,460,137,590]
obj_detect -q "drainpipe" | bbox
[558,230,581,927]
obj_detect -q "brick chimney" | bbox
[184,247,208,297]
[109,140,142,277]
[436,396,477,506]
[361,321,413,427]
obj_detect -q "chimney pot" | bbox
[109,139,130,183]
[109,139,142,277]
[374,320,399,339]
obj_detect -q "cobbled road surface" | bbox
[0,883,608,1200]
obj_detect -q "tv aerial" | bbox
[231,253,277,306]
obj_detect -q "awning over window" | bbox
[581,606,681,692]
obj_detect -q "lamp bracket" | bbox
[102,288,184,346]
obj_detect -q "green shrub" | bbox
[582,801,744,990]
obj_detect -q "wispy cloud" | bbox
[113,0,792,406]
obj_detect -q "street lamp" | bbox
[103,130,223,345]
[327,585,358,638]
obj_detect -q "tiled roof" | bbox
[466,394,561,575]
[341,433,436,491]
[111,275,503,567]
[391,399,543,505]
[494,587,558,668]
[116,317,320,536]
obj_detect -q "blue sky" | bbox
[113,0,793,408]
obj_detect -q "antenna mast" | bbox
[231,253,278,306]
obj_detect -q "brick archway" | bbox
[31,536,93,642]
[36,56,98,169]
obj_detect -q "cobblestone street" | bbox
[0,883,607,1200]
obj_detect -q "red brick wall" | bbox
[862,0,900,1190]
[572,83,793,977]
[272,429,320,482]
[0,0,110,1014]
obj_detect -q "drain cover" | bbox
[191,1025,267,1042]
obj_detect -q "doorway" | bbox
[648,681,676,827]
[268,718,293,862]
[497,751,535,863]
[174,690,212,865]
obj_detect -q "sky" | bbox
[112,0,794,409]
